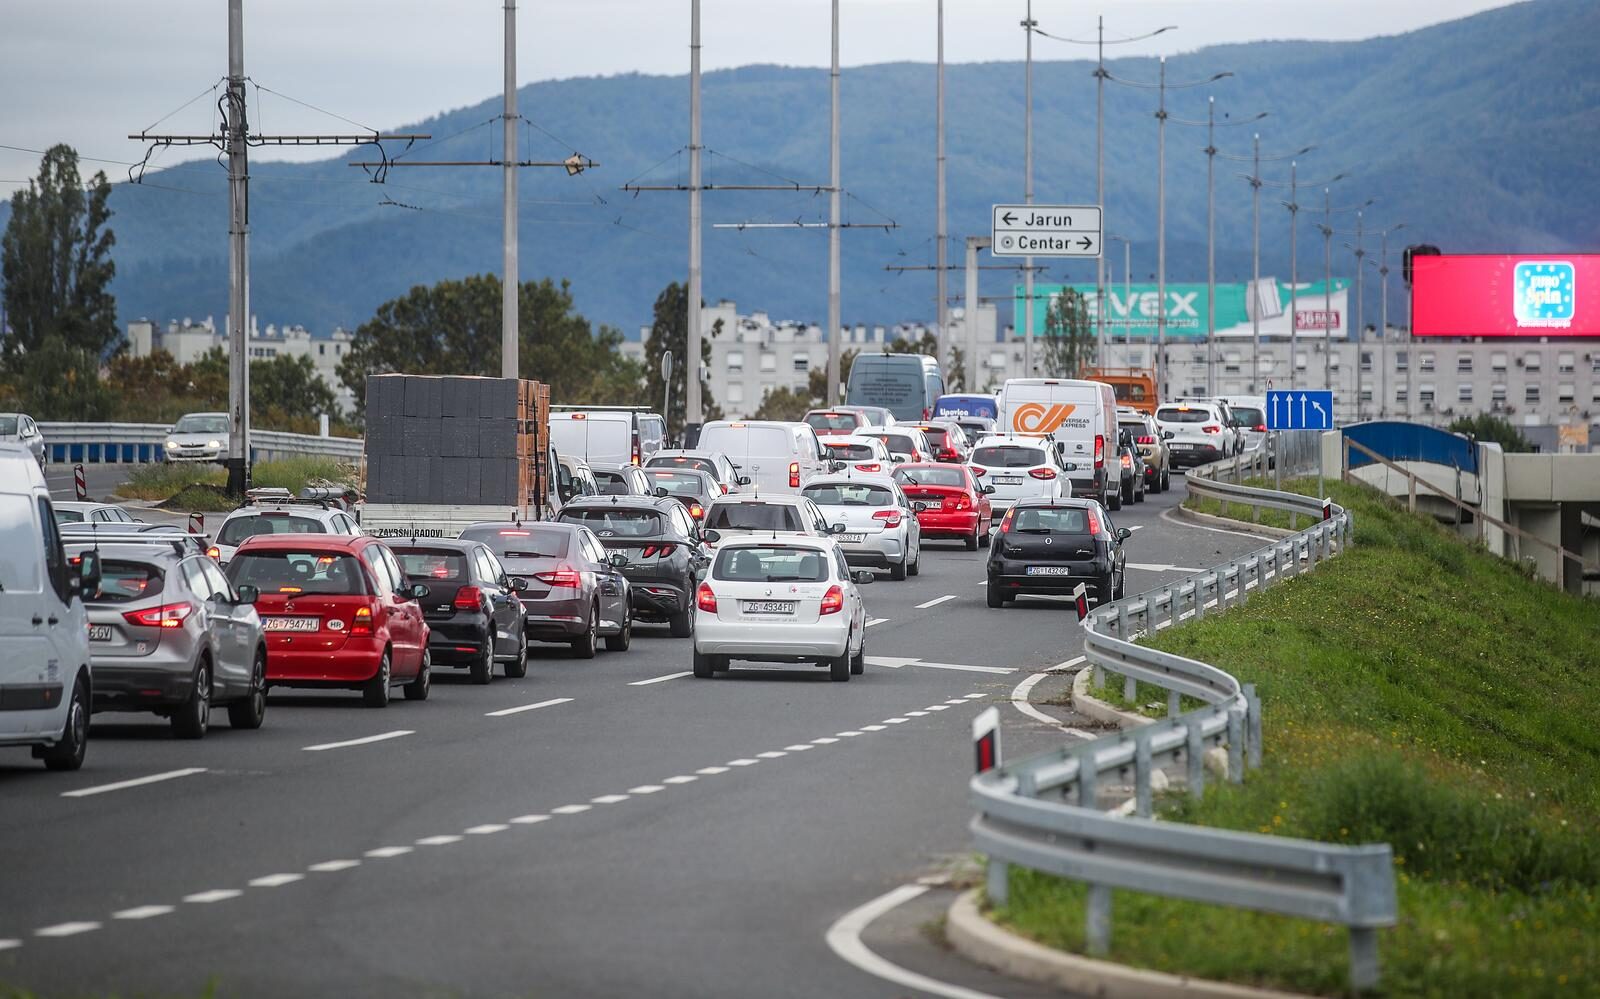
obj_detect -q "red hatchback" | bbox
[226,534,432,707]
[893,463,994,550]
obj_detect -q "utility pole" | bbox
[688,0,704,425]
[827,0,842,404]
[965,236,992,391]
[1094,17,1105,357]
[1205,100,1217,395]
[936,0,948,381]
[1022,0,1036,374]
[502,0,519,378]
[1322,189,1335,395]
[1280,167,1344,392]
[1373,223,1405,417]
[1156,57,1167,398]
[1352,210,1367,421]
[1250,133,1262,391]
[135,0,427,496]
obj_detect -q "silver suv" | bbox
[212,490,363,566]
[63,533,268,738]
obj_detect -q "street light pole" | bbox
[1353,210,1366,421]
[1022,0,1037,374]
[1375,223,1404,417]
[1205,98,1216,396]
[1250,132,1262,392]
[1156,57,1167,398]
[1106,234,1131,346]
[826,0,841,404]
[687,0,703,426]
[936,0,948,381]
[1095,16,1105,358]
[501,0,519,379]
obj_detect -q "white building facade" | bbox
[125,316,355,414]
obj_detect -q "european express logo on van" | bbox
[1011,403,1083,434]
[1513,261,1574,329]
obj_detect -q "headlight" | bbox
[165,440,178,449]
[208,439,222,448]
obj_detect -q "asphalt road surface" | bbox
[1,476,1266,998]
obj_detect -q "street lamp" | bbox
[1105,234,1132,344]
[1348,221,1407,419]
[1313,194,1376,405]
[1226,137,1312,393]
[1277,167,1346,390]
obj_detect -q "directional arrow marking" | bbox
[1311,400,1328,427]
[1001,211,1017,225]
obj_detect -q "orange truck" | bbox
[1082,367,1157,415]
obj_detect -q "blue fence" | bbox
[1342,421,1477,475]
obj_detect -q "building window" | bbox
[318,344,326,356]
[1525,384,1541,404]
[792,353,810,372]
[726,383,745,405]
[1395,388,1408,404]
[1127,350,1145,365]
[1490,352,1508,372]
[759,353,777,372]
[1523,353,1541,371]
[1295,353,1308,371]
[1360,352,1373,372]
[1419,353,1435,373]
[1223,352,1241,375]
[1419,386,1435,407]
[1592,385,1600,403]
[1328,353,1340,369]
[1559,384,1576,404]
[1361,388,1373,403]
[726,351,745,372]
[1458,384,1473,403]
[1457,354,1472,373]
[1491,384,1508,402]
[1394,351,1408,371]
[1558,353,1576,373]
[987,351,1007,369]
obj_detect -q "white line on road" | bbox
[862,655,915,668]
[35,922,100,938]
[835,731,863,737]
[60,767,207,798]
[1159,506,1263,539]
[485,697,573,717]
[915,594,958,609]
[810,737,840,744]
[248,873,304,888]
[1010,657,1097,739]
[0,939,19,951]
[302,730,413,752]
[629,671,692,686]
[1127,562,1203,573]
[904,711,928,717]
[551,804,593,815]
[864,617,889,628]
[662,775,698,784]
[756,750,788,758]
[860,724,887,731]
[365,847,413,858]
[726,758,759,766]
[963,692,988,699]
[308,860,360,872]
[182,889,241,904]
[1127,524,1145,531]
[628,785,665,794]
[824,884,1004,999]
[465,824,510,834]
[510,814,550,825]
[782,744,815,752]
[590,795,630,805]
[913,661,1016,675]
[883,718,909,725]
[111,906,173,921]
[416,834,463,846]
[696,766,731,775]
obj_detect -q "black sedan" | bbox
[556,495,711,638]
[390,538,529,682]
[986,497,1130,608]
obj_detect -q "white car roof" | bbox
[714,533,839,553]
[709,493,809,506]
[971,434,1050,447]
[802,473,898,489]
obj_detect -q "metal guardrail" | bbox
[38,423,363,465]
[970,450,1399,992]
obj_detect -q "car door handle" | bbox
[48,616,59,626]
[32,615,43,626]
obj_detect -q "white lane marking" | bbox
[943,699,969,705]
[0,939,19,951]
[628,785,666,794]
[836,730,864,737]
[727,758,759,767]
[925,705,950,712]
[1159,506,1263,539]
[1009,658,1094,739]
[629,671,693,686]
[863,655,915,668]
[551,804,593,815]
[663,775,698,784]
[1127,524,1145,531]
[915,594,958,609]
[757,750,788,758]
[861,724,888,731]
[511,814,550,825]
[590,795,630,805]
[697,766,731,775]
[465,823,510,834]
[904,711,929,717]
[782,744,815,752]
[883,718,909,725]
[112,906,173,921]
[914,661,1015,675]
[416,834,464,846]
[182,889,241,904]
[308,860,360,872]
[865,617,889,628]
[302,730,413,752]
[811,737,840,744]
[485,697,572,717]
[1127,562,1202,573]
[60,767,207,798]
[248,873,304,888]
[365,846,413,858]
[963,693,987,699]
[824,884,1004,999]
[35,922,100,938]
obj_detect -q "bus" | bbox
[932,393,999,422]
[845,353,945,422]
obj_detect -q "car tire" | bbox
[979,522,992,547]
[965,526,979,551]
[1161,467,1171,491]
[571,605,599,658]
[604,607,633,652]
[469,641,493,684]
[363,652,392,708]
[405,650,432,701]
[227,647,268,730]
[1108,486,1123,511]
[986,581,1005,609]
[171,660,211,739]
[503,633,529,679]
[668,606,694,639]
[890,555,907,581]
[692,647,714,678]
[908,546,921,576]
[829,643,851,682]
[41,673,89,772]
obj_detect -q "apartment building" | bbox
[126,316,356,413]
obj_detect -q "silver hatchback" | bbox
[65,534,268,738]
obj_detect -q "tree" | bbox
[1,145,117,364]
[1039,288,1095,378]
[887,331,938,356]
[752,386,814,422]
[643,282,722,439]
[338,274,641,412]
[1448,413,1533,453]
[2,336,112,420]
[253,354,341,432]
[806,348,857,407]
[946,345,968,392]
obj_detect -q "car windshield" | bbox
[1010,507,1091,534]
[392,548,470,581]
[460,526,570,560]
[805,412,861,432]
[649,470,706,494]
[894,467,966,488]
[973,445,1045,468]
[802,483,893,507]
[1232,407,1266,427]
[823,442,877,461]
[54,508,86,523]
[713,546,831,583]
[1157,407,1216,424]
[174,415,229,434]
[217,513,327,546]
[88,560,166,604]
[228,551,368,595]
[707,502,803,532]
[558,507,663,538]
[0,416,18,435]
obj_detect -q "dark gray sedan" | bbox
[389,538,530,682]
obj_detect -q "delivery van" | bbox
[996,378,1119,509]
[845,353,945,422]
[549,407,667,466]
[696,420,830,494]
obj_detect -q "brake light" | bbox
[1087,509,1102,536]
[972,466,986,477]
[939,449,958,461]
[535,564,583,588]
[1094,434,1105,469]
[431,565,451,578]
[696,582,718,613]
[641,544,678,559]
[952,495,972,511]
[206,546,221,560]
[350,606,373,636]
[1121,454,1133,469]
[720,483,729,494]
[1029,467,1058,480]
[820,584,844,615]
[1203,425,1223,434]
[688,504,704,520]
[1254,423,1267,433]
[855,463,881,472]
[123,603,193,629]
[789,461,800,488]
[1137,435,1154,445]
[499,530,530,536]
[453,585,483,612]
[998,509,1016,533]
[632,432,641,466]
[872,510,903,528]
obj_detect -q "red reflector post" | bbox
[972,706,1001,774]
[1073,582,1089,621]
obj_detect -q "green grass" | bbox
[1183,475,1306,530]
[118,462,226,501]
[994,478,1600,997]
[118,457,356,512]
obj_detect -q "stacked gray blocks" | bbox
[366,374,524,506]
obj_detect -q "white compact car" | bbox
[968,435,1071,515]
[164,412,232,464]
[691,536,873,681]
[700,494,833,548]
[800,473,923,580]
[211,490,363,565]
[820,435,894,475]
[1154,401,1234,469]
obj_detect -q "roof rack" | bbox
[240,487,331,511]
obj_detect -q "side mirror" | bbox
[76,550,102,598]
[407,582,431,601]
[981,484,996,495]
[737,476,752,486]
[654,486,670,498]
[509,576,529,593]
[912,501,929,513]
[236,584,260,604]
[830,522,848,535]
[1161,430,1175,440]
[702,529,722,544]
[852,570,876,585]
[829,459,847,473]
[608,551,629,568]
[1116,527,1132,542]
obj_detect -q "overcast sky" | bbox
[1,0,1515,198]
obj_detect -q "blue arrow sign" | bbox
[1266,390,1334,431]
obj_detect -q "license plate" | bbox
[837,533,865,543]
[88,625,112,642]
[1025,566,1074,576]
[743,600,796,615]
[994,476,1023,485]
[1171,442,1194,450]
[264,616,320,632]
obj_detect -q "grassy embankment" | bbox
[117,457,356,512]
[999,478,1600,997]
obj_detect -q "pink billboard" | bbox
[1411,254,1598,337]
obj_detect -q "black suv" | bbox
[556,496,711,638]
[389,538,529,682]
[986,497,1130,607]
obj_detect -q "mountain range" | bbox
[4,0,1596,342]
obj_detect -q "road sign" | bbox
[991,204,1102,258]
[1265,390,1334,431]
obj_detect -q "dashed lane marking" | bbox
[628,785,666,794]
[550,805,592,815]
[629,672,692,686]
[35,923,100,938]
[510,814,550,825]
[111,906,172,921]
[364,847,413,858]
[416,834,464,846]
[465,824,510,834]
[302,730,413,752]
[60,767,207,798]
[590,795,629,805]
[914,594,958,609]
[727,758,759,766]
[662,775,698,784]
[182,889,241,904]
[247,874,303,888]
[485,697,572,717]
[308,860,360,873]
[865,617,890,628]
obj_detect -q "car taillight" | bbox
[939,449,958,461]
[998,509,1016,533]
[641,544,678,559]
[350,606,373,637]
[720,483,729,495]
[535,564,583,588]
[855,463,881,472]
[632,433,641,466]
[1121,454,1133,468]
[789,461,800,488]
[1203,425,1223,434]
[206,546,221,560]
[453,585,483,612]
[820,584,844,615]
[696,583,718,613]
[1029,467,1057,480]
[1087,509,1102,536]
[1137,435,1154,445]
[1094,434,1105,469]
[1254,423,1267,433]
[972,466,986,477]
[952,495,972,511]
[123,602,193,629]
[872,509,903,528]
[689,504,704,520]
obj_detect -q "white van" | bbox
[996,378,1119,508]
[549,408,668,466]
[0,444,95,770]
[696,420,831,494]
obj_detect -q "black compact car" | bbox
[390,538,529,681]
[986,497,1130,608]
[556,496,711,638]
[1116,428,1147,507]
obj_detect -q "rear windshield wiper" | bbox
[1013,527,1054,534]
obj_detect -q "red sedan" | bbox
[893,463,993,551]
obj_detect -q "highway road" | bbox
[1,478,1265,998]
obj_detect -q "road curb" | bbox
[1173,503,1296,538]
[945,889,1306,999]
[1070,666,1151,730]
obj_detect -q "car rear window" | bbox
[393,548,470,581]
[649,470,706,494]
[218,513,327,546]
[0,416,18,435]
[593,470,637,495]
[1010,507,1091,533]
[460,526,571,559]
[894,466,966,488]
[647,455,716,476]
[558,507,663,538]
[706,502,803,532]
[805,412,862,432]
[1119,421,1147,435]
[869,433,919,455]
[916,427,951,445]
[228,552,369,595]
[822,441,876,461]
[1157,407,1215,424]
[55,509,85,523]
[802,483,894,507]
[973,445,1045,468]
[89,560,166,604]
[1232,407,1266,427]
[713,546,831,582]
